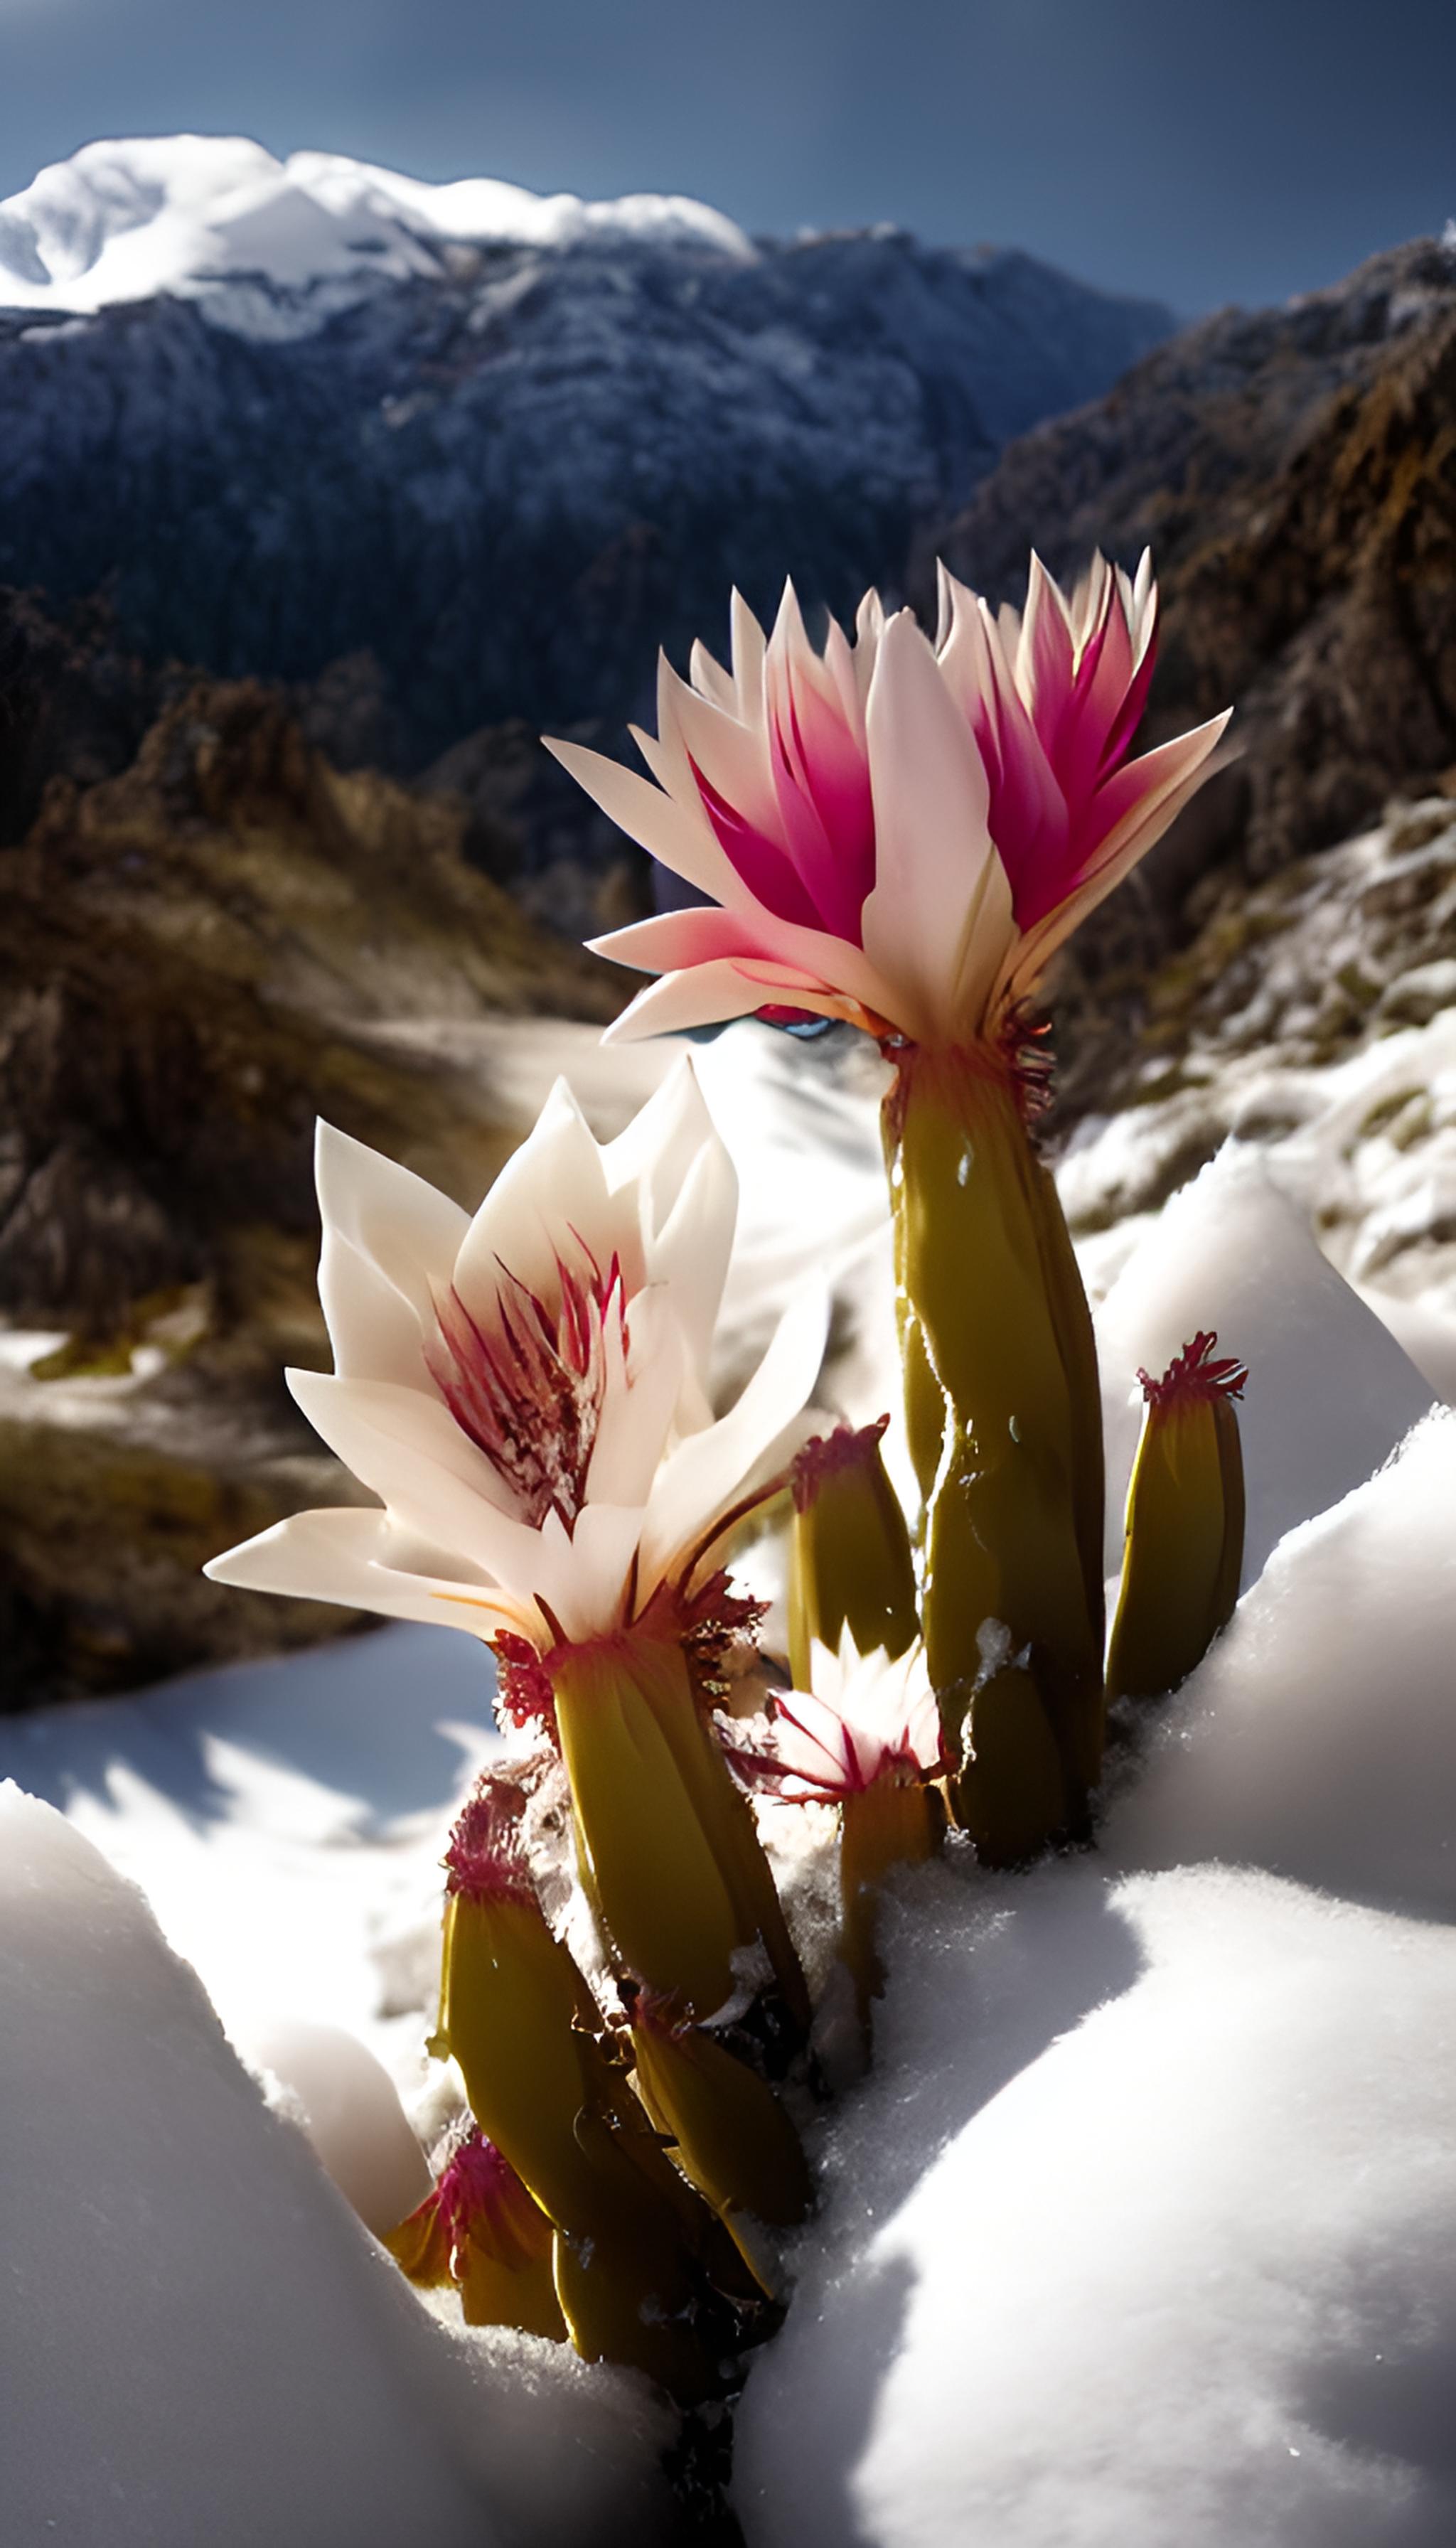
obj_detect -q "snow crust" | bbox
[1093,1144,1436,1582]
[1107,1408,1456,1918]
[0,1783,673,2546]
[3,970,1454,2542]
[0,1620,503,2097]
[735,1858,1456,2548]
[0,134,753,325]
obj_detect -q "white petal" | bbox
[203,1505,533,1639]
[541,733,742,908]
[638,1283,829,1593]
[646,1133,739,1376]
[314,1120,469,1374]
[690,635,738,713]
[860,612,1005,1044]
[318,1226,434,1392]
[602,1051,727,1231]
[599,963,777,1043]
[728,587,769,725]
[454,1077,613,1317]
[286,1370,542,1580]
[584,1290,685,1509]
[548,1502,647,1643]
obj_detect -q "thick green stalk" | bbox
[787,1420,919,1689]
[1106,1342,1246,1704]
[552,1629,808,2030]
[884,1042,1104,1861]
[839,1774,943,2024]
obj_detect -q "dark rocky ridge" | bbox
[0,671,625,1704]
[0,229,1172,771]
[919,238,1456,1123]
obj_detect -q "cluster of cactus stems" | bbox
[204,548,1246,2402]
[384,1048,1248,2395]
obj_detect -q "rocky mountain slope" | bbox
[928,237,1456,972]
[0,673,627,1703]
[0,139,1173,766]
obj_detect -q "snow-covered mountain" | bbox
[0,135,756,327]
[0,137,1173,761]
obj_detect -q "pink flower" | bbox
[729,1633,946,1804]
[546,557,1228,1050]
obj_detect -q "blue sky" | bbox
[1,0,1452,312]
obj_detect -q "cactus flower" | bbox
[549,556,1227,1049]
[204,1060,827,1654]
[731,1634,946,2021]
[552,555,1228,1865]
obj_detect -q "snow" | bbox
[734,1860,1456,2548]
[0,135,753,326]
[3,948,1455,2539]
[1092,1144,1437,1583]
[0,1622,503,2100]
[0,1784,673,2548]
[1106,1408,1456,1920]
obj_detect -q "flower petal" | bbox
[540,734,742,909]
[315,1120,469,1381]
[860,611,1010,1043]
[646,1133,739,1379]
[1003,712,1231,1001]
[203,1505,534,1639]
[286,1369,541,1572]
[638,1283,829,1593]
[454,1078,613,1319]
[584,1289,685,1509]
[546,1501,647,1643]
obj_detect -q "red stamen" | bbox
[491,1632,558,1738]
[1140,1331,1248,1408]
[424,1243,628,1531]
[444,1775,538,1902]
[791,1415,892,1514]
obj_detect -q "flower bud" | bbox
[727,1636,946,2025]
[1106,1332,1247,1706]
[787,1419,919,1691]
[433,1777,754,2395]
[385,2130,564,2338]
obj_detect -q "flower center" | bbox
[426,1246,628,1529]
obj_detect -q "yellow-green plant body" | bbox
[787,1420,919,1690]
[884,1040,1104,1862]
[629,1997,813,2256]
[552,1627,808,2029]
[434,1797,737,2393]
[839,1772,945,2021]
[1106,1330,1247,1705]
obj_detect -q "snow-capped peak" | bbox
[0,134,756,325]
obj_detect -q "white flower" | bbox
[205,1059,827,1649]
[731,1632,946,1801]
